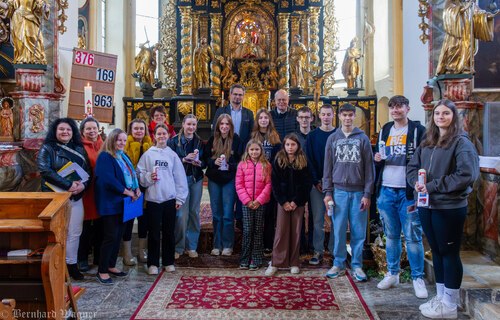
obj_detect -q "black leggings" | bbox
[419,207,467,289]
[122,213,148,241]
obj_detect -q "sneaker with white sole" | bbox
[353,268,367,282]
[211,248,221,256]
[290,266,300,274]
[148,265,159,275]
[420,300,457,319]
[187,250,198,258]
[419,295,442,311]
[309,252,323,265]
[221,248,233,256]
[413,278,429,299]
[377,273,399,289]
[164,265,175,272]
[325,266,345,279]
[265,265,278,276]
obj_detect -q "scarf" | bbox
[115,150,139,190]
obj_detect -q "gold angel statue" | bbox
[0,0,50,64]
[436,0,499,75]
[342,37,362,89]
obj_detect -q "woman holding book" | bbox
[38,118,91,281]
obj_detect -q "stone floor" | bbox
[73,255,471,320]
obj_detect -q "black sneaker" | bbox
[249,264,260,271]
[67,263,84,280]
[239,264,249,270]
[263,249,272,257]
[96,273,113,285]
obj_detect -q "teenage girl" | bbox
[265,133,312,276]
[137,125,188,275]
[235,139,272,270]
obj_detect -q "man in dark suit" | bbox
[212,84,254,149]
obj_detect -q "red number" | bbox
[88,53,94,65]
[74,51,94,66]
[75,51,81,64]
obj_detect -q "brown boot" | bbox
[122,240,136,266]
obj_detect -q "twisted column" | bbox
[179,6,193,95]
[210,13,222,97]
[322,0,339,95]
[308,7,320,76]
[278,13,290,89]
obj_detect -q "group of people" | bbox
[37,84,478,319]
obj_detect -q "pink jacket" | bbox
[235,160,272,206]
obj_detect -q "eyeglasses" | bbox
[298,116,311,120]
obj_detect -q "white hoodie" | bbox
[137,146,188,205]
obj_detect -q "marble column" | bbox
[278,13,290,89]
[179,6,193,95]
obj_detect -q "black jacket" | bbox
[271,160,312,207]
[212,105,254,147]
[168,134,206,182]
[37,142,91,201]
[271,108,298,142]
[374,120,425,200]
[204,134,242,184]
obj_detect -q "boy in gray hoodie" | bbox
[322,103,374,281]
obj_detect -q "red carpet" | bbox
[131,268,374,319]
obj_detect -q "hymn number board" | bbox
[68,48,118,123]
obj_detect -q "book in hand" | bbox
[45,161,89,192]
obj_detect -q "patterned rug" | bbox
[131,268,374,319]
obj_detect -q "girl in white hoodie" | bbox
[137,124,188,275]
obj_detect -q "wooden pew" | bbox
[0,192,73,320]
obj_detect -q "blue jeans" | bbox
[208,179,236,250]
[175,177,203,253]
[377,186,424,279]
[332,189,367,269]
[310,187,334,255]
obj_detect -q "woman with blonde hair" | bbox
[122,118,153,265]
[204,114,242,256]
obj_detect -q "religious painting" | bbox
[473,0,500,91]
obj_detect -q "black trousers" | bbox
[263,196,277,250]
[419,206,467,289]
[78,218,103,264]
[122,213,148,241]
[147,199,176,268]
[98,214,125,274]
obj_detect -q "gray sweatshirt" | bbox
[407,133,479,209]
[322,127,375,198]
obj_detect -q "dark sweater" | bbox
[204,134,242,184]
[305,127,336,185]
[168,134,206,182]
[271,160,312,207]
[271,108,298,141]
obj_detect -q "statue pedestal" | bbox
[289,87,303,97]
[195,87,212,96]
[14,65,47,93]
[344,88,363,98]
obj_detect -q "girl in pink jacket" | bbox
[235,139,272,270]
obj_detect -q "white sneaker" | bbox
[420,300,457,319]
[325,266,345,279]
[290,266,300,274]
[419,295,442,311]
[148,265,158,275]
[211,248,220,256]
[265,265,278,276]
[174,252,180,260]
[377,273,399,290]
[221,248,233,256]
[413,278,429,299]
[187,250,198,258]
[352,268,367,282]
[164,265,175,272]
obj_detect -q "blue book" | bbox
[123,194,144,222]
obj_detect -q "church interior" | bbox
[1,0,500,319]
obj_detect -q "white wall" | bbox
[402,0,428,124]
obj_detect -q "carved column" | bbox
[160,0,178,92]
[210,13,222,96]
[301,12,312,94]
[322,0,339,96]
[278,13,290,89]
[308,7,320,76]
[200,14,209,41]
[179,6,193,95]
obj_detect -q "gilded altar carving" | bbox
[160,0,178,92]
[342,37,362,89]
[295,0,305,6]
[277,13,290,89]
[196,0,206,6]
[178,101,194,116]
[29,104,44,133]
[0,97,14,138]
[196,103,208,120]
[179,6,193,95]
[210,13,222,96]
[238,60,263,89]
[322,0,339,95]
[308,7,320,75]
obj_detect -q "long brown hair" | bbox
[127,118,150,138]
[421,99,462,148]
[275,133,307,170]
[241,139,271,181]
[101,128,126,157]
[211,114,234,159]
[251,108,281,145]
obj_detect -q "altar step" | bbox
[425,250,500,320]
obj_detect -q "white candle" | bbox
[84,83,93,117]
[221,91,225,107]
[268,92,271,110]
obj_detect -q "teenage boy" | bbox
[374,95,428,298]
[305,104,336,265]
[323,103,374,281]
